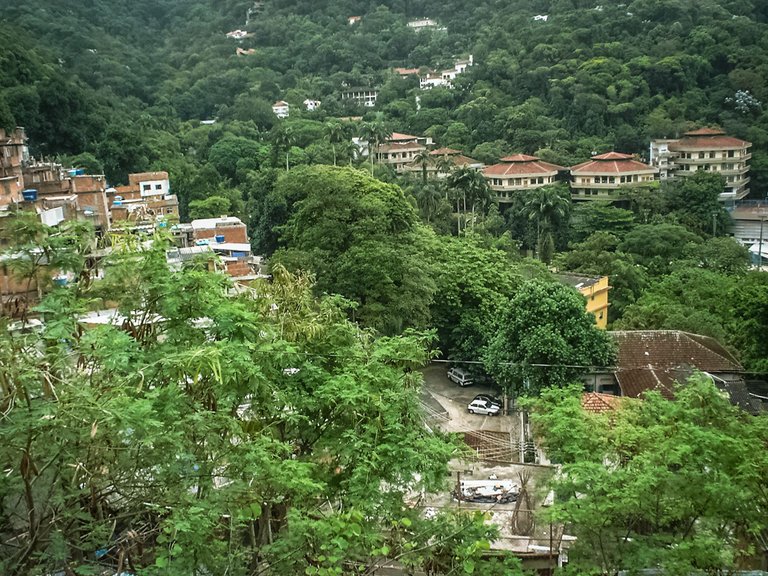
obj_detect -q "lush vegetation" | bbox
[3,1,768,572]
[0,214,526,575]
[529,378,768,574]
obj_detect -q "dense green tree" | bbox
[529,377,768,575]
[0,219,483,576]
[484,279,616,395]
[273,166,435,334]
[665,171,730,237]
[188,194,232,219]
[618,223,701,276]
[570,200,636,242]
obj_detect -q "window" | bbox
[699,152,705,159]
[155,184,162,190]
[143,184,151,191]
[709,152,715,158]
[728,150,735,158]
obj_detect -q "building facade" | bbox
[649,128,752,203]
[569,152,657,201]
[272,100,290,118]
[341,88,379,108]
[557,273,610,329]
[482,154,564,203]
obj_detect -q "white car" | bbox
[447,367,473,386]
[467,399,500,416]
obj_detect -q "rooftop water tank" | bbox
[215,234,225,243]
[22,189,38,202]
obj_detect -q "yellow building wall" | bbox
[578,276,610,329]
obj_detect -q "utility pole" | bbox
[760,217,765,272]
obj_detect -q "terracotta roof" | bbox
[669,135,751,150]
[610,330,742,399]
[684,127,725,136]
[406,153,480,170]
[430,147,461,156]
[483,155,564,176]
[500,154,539,162]
[581,392,625,414]
[389,132,420,142]
[394,67,420,75]
[570,152,656,174]
[273,100,289,107]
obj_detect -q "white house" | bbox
[272,100,290,119]
[407,18,440,31]
[226,29,249,39]
[303,99,321,111]
[348,15,362,25]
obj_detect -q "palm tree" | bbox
[523,185,570,263]
[435,154,455,179]
[447,166,493,231]
[414,182,443,224]
[359,121,392,174]
[340,140,360,166]
[412,148,432,183]
[271,126,295,172]
[323,121,346,166]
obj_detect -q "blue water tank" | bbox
[113,199,123,207]
[68,169,78,177]
[75,168,85,176]
[215,235,225,243]
[53,277,68,287]
[22,189,38,202]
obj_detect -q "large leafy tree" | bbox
[529,377,768,574]
[484,279,616,395]
[520,184,571,263]
[273,165,435,335]
[0,219,500,576]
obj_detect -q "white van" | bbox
[447,367,473,387]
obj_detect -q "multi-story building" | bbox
[110,171,178,227]
[376,140,426,173]
[569,152,657,201]
[728,201,768,247]
[404,147,483,179]
[0,127,27,207]
[340,87,379,108]
[482,154,564,203]
[557,273,611,329]
[649,128,752,203]
[272,100,290,118]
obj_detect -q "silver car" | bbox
[467,398,500,416]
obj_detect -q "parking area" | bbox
[421,364,520,436]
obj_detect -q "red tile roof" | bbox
[683,127,725,136]
[500,154,539,162]
[389,132,420,142]
[483,155,564,176]
[581,392,625,414]
[610,330,743,399]
[430,147,461,156]
[394,67,420,75]
[669,135,751,150]
[570,152,656,174]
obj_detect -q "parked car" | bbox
[472,394,501,408]
[447,367,473,386]
[467,398,500,416]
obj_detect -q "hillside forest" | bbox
[2,1,768,573]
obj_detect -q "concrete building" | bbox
[482,154,564,204]
[404,147,483,179]
[729,202,768,246]
[303,99,321,111]
[376,140,426,173]
[110,171,178,228]
[340,87,379,108]
[272,100,290,119]
[557,273,611,329]
[0,127,28,207]
[650,128,752,203]
[569,152,657,201]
